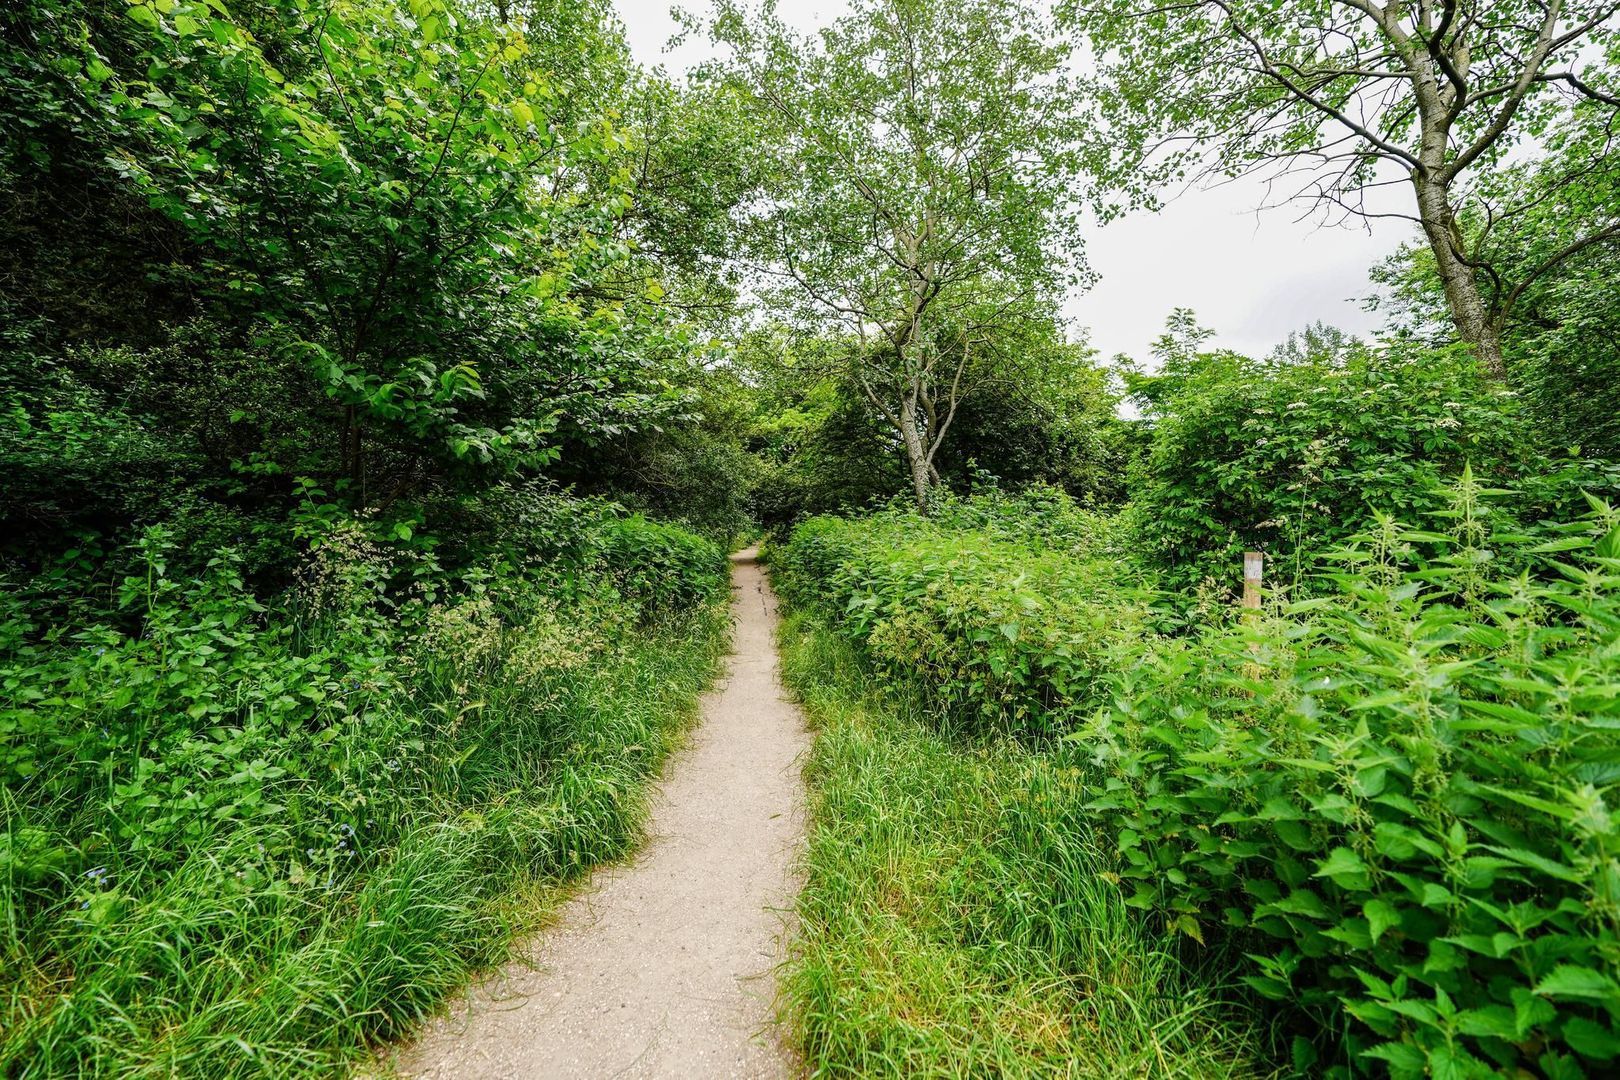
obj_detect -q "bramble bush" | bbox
[777,481,1620,1077]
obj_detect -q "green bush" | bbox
[0,501,728,1077]
[1128,344,1532,592]
[1073,486,1620,1078]
[597,514,729,615]
[431,483,729,614]
[778,484,1620,1076]
[774,496,1146,735]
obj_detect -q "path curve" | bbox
[394,550,807,1079]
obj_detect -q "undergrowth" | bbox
[1,507,729,1078]
[774,477,1620,1077]
[776,605,1286,1078]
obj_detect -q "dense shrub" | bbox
[778,485,1620,1076]
[1066,487,1620,1078]
[0,500,727,1076]
[597,514,729,614]
[1128,344,1532,592]
[774,493,1144,735]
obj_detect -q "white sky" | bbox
[612,0,1417,367]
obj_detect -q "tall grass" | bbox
[1,583,728,1078]
[775,478,1620,1075]
[777,607,1285,1078]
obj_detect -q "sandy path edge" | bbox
[390,549,808,1079]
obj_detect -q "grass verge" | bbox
[1,603,729,1078]
[776,605,1285,1078]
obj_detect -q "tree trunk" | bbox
[341,403,365,500]
[899,391,931,513]
[1414,178,1508,380]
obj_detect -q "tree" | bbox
[18,0,694,504]
[1371,127,1620,456]
[0,0,730,557]
[708,0,1088,510]
[1064,0,1620,379]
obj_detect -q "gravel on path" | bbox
[393,549,808,1079]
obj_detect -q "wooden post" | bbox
[1242,551,1263,612]
[1242,551,1263,676]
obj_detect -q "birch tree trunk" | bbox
[898,390,932,512]
[1414,178,1508,380]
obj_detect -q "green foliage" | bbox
[596,515,728,614]
[2,15,747,1071]
[777,482,1620,1076]
[1068,487,1620,1078]
[1063,0,1620,221]
[0,501,727,1076]
[709,0,1090,508]
[1,0,756,569]
[1371,134,1620,462]
[741,319,1128,535]
[1126,337,1533,592]
[1062,0,1620,374]
[774,490,1141,735]
[776,607,1282,1077]
[13,0,680,475]
[557,359,763,545]
[748,385,905,536]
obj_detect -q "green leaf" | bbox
[1536,966,1619,1003]
[1563,1016,1620,1061]
[1364,898,1400,943]
[1513,987,1557,1036]
[1362,1040,1426,1072]
[1313,846,1370,888]
[1597,523,1620,561]
[1485,845,1582,883]
[127,3,161,30]
[1456,1005,1518,1041]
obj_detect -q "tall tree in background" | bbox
[1372,123,1620,456]
[1,0,698,530]
[709,0,1088,510]
[1063,0,1620,380]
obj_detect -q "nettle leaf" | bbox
[1314,846,1371,888]
[1597,524,1620,561]
[1562,1016,1620,1061]
[1485,845,1583,883]
[1536,966,1620,1003]
[1455,1005,1518,1041]
[1361,1039,1426,1072]
[1513,987,1558,1036]
[1263,889,1330,920]
[1365,898,1401,943]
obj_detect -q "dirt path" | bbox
[393,550,808,1079]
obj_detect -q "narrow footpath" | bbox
[395,550,808,1079]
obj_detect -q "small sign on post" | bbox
[1242,551,1263,611]
[1241,551,1264,677]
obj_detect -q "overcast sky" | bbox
[611,0,1417,367]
